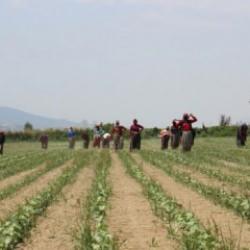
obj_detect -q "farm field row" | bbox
[0,139,249,249]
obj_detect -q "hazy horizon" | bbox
[0,0,250,127]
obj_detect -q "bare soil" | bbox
[107,153,177,250]
[172,164,250,196]
[17,166,94,250]
[133,154,250,249]
[0,163,46,191]
[0,160,73,221]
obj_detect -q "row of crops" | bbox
[0,140,249,249]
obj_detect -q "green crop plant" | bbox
[140,150,250,220]
[76,150,117,250]
[118,151,232,250]
[0,151,92,250]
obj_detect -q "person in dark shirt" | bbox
[82,130,90,149]
[0,131,6,155]
[170,120,181,149]
[236,124,248,146]
[40,134,48,149]
[111,121,127,150]
[130,119,144,151]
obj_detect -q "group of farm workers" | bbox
[160,113,198,152]
[63,119,144,151]
[0,113,248,156]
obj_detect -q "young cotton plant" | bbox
[77,150,116,250]
[119,151,230,250]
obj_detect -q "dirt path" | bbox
[17,166,94,250]
[172,165,250,196]
[0,163,46,191]
[0,160,73,221]
[133,154,250,249]
[107,153,177,250]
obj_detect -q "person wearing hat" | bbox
[129,119,144,151]
[0,131,6,155]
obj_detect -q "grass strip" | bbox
[140,150,250,220]
[118,151,231,250]
[0,151,92,250]
[0,150,74,201]
[165,150,250,189]
[0,150,62,181]
[76,150,117,250]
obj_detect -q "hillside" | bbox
[0,107,80,130]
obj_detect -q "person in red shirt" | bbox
[130,119,144,151]
[111,121,127,150]
[176,113,197,151]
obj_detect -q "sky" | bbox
[0,0,250,127]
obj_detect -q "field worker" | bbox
[160,127,171,150]
[130,119,144,151]
[111,121,127,150]
[170,120,181,149]
[40,134,48,149]
[93,124,103,148]
[102,133,112,148]
[177,113,197,152]
[0,131,6,155]
[81,129,90,149]
[67,127,76,149]
[236,124,248,146]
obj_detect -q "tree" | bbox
[219,114,231,127]
[24,122,33,131]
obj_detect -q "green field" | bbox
[0,138,249,250]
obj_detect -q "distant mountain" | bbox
[0,107,81,130]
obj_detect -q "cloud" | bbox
[9,0,29,8]
[75,0,250,13]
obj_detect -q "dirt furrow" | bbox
[133,154,250,249]
[0,163,46,191]
[107,153,177,250]
[17,166,94,250]
[172,165,250,196]
[0,160,73,221]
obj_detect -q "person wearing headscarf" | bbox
[170,120,181,149]
[67,127,76,149]
[176,113,197,152]
[111,121,127,150]
[102,133,112,148]
[130,119,144,151]
[93,124,103,148]
[160,127,171,150]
